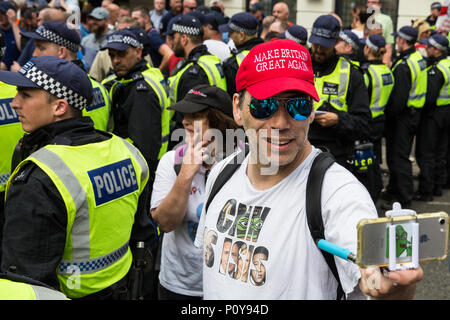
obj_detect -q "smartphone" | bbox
[315,110,327,115]
[356,212,449,268]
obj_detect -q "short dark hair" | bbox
[132,5,149,17]
[187,107,239,157]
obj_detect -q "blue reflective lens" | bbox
[249,97,312,121]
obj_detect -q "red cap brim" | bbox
[246,77,320,101]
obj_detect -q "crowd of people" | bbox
[0,0,446,300]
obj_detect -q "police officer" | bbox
[0,32,24,248]
[382,26,428,208]
[335,29,364,67]
[102,29,171,181]
[220,12,264,98]
[414,33,450,200]
[308,15,373,197]
[361,34,395,203]
[0,270,68,300]
[167,14,227,139]
[0,57,156,299]
[280,24,308,46]
[22,21,111,132]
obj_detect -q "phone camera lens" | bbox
[439,218,446,225]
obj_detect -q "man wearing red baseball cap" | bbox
[194,39,423,300]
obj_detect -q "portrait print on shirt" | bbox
[202,199,270,287]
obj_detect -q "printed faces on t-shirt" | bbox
[202,199,271,287]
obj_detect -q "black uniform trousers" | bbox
[385,108,422,205]
[416,107,450,195]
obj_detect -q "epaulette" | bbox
[13,163,35,184]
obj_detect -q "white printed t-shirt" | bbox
[194,147,378,299]
[151,150,207,297]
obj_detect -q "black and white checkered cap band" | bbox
[312,27,339,39]
[339,31,358,49]
[365,38,380,51]
[19,64,88,110]
[397,31,415,41]
[428,37,447,51]
[172,23,201,35]
[107,34,142,47]
[35,26,79,52]
[228,22,257,35]
[285,30,303,43]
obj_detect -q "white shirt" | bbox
[204,39,231,63]
[151,150,207,297]
[195,147,377,299]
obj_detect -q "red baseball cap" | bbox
[236,39,319,101]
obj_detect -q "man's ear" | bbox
[58,45,67,59]
[232,92,243,126]
[52,98,71,118]
[135,46,143,60]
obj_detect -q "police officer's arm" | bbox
[1,165,66,290]
[127,87,162,183]
[317,68,371,140]
[425,66,444,109]
[130,181,158,251]
[386,63,412,117]
[223,57,239,98]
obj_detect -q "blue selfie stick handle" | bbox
[317,239,356,263]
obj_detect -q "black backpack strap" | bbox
[306,151,345,300]
[204,145,249,214]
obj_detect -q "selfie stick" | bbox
[317,240,356,263]
[385,202,419,271]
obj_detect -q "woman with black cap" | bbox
[150,84,240,300]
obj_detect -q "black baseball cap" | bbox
[168,84,233,118]
[21,21,80,52]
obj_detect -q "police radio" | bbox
[351,140,374,173]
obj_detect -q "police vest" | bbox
[435,58,450,106]
[364,63,395,118]
[6,135,149,298]
[234,50,250,66]
[168,54,227,104]
[103,65,171,160]
[82,76,111,132]
[314,57,351,112]
[0,83,24,193]
[0,278,68,300]
[392,51,428,108]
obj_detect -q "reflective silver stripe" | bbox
[236,52,247,65]
[408,58,422,101]
[331,59,350,109]
[197,60,217,86]
[58,241,129,275]
[143,75,165,110]
[121,138,149,184]
[31,148,90,260]
[368,66,384,113]
[438,62,450,101]
[32,285,68,300]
